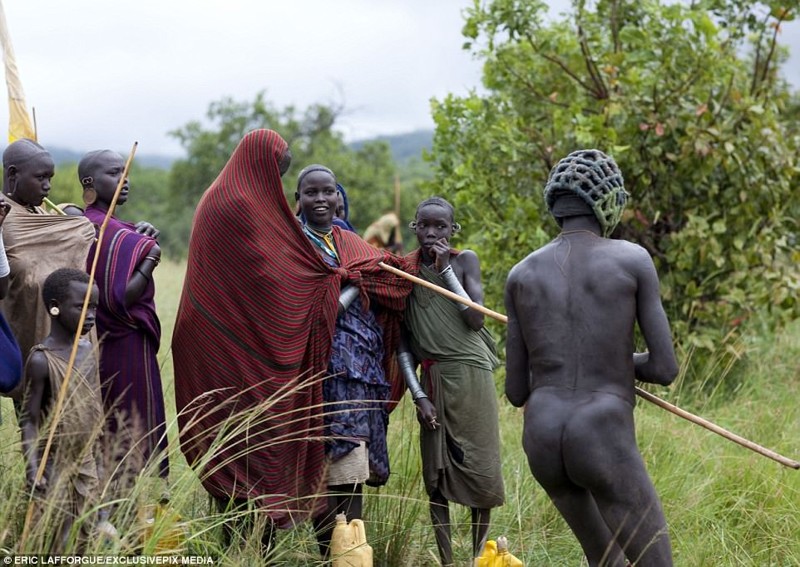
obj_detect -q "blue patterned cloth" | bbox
[0,313,22,394]
[332,183,357,233]
[316,247,390,485]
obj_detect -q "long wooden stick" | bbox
[393,174,402,246]
[20,142,139,547]
[634,388,798,469]
[380,262,800,470]
[380,262,509,323]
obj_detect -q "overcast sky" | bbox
[1,0,798,157]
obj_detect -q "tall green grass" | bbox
[0,259,797,565]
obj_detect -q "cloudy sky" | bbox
[1,0,798,157]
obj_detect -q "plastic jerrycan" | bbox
[495,536,523,566]
[330,513,374,567]
[475,536,523,566]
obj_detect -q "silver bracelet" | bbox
[439,265,470,311]
[398,351,427,401]
[338,285,360,314]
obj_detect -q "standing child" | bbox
[79,150,169,490]
[505,149,678,566]
[401,197,504,566]
[20,268,114,552]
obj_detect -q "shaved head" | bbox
[3,139,51,171]
[78,149,120,184]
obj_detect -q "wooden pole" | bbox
[20,141,139,547]
[379,262,800,470]
[379,262,507,323]
[393,174,402,248]
[634,388,798,469]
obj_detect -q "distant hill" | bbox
[2,128,435,171]
[45,147,176,170]
[350,129,433,163]
[0,146,176,170]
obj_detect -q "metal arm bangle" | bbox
[439,265,470,311]
[398,350,427,401]
[338,285,360,314]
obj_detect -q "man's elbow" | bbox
[651,360,679,386]
[505,385,528,408]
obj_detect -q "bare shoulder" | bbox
[609,239,656,272]
[25,349,48,381]
[507,243,555,285]
[453,248,480,268]
[612,238,649,256]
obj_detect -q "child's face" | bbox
[57,281,99,336]
[414,204,454,251]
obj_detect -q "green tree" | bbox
[49,161,81,206]
[49,161,171,233]
[165,92,416,255]
[430,0,798,360]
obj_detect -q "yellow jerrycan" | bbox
[330,513,374,567]
[139,500,189,554]
[475,535,524,566]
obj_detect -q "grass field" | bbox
[1,259,798,565]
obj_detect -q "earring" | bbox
[452,222,462,233]
[408,221,417,230]
[49,306,60,316]
[83,188,97,206]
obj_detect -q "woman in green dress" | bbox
[400,197,504,567]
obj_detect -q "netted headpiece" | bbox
[544,149,628,237]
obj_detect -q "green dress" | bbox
[405,263,505,509]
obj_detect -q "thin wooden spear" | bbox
[19,142,139,547]
[378,261,800,470]
[393,174,402,247]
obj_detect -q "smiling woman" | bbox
[295,163,411,558]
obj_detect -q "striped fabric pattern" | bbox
[172,129,412,528]
[84,207,168,478]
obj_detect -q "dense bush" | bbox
[429,0,799,360]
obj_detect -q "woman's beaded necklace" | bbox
[303,224,339,262]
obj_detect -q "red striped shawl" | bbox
[172,129,412,527]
